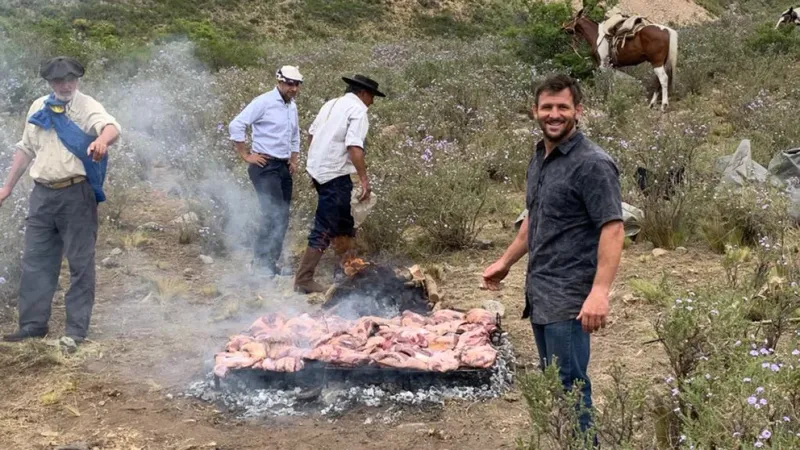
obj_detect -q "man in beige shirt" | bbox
[0,56,121,344]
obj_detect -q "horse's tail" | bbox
[666,27,678,91]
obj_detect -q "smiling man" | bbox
[0,56,121,344]
[482,74,624,443]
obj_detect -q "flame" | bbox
[343,256,368,277]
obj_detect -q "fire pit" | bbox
[187,262,516,418]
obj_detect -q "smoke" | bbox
[0,37,317,385]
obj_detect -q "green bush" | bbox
[505,0,613,79]
[409,161,490,252]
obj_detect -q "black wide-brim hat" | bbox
[342,74,386,97]
[40,56,85,81]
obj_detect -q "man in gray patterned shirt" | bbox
[482,74,624,443]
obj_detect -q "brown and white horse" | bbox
[562,8,679,111]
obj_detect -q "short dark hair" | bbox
[345,84,367,95]
[534,74,583,106]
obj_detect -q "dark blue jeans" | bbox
[308,175,354,250]
[248,160,292,273]
[532,319,596,442]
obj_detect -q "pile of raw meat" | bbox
[214,309,498,378]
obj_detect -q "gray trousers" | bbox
[18,181,98,338]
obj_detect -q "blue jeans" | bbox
[532,319,596,442]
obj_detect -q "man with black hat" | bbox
[229,65,304,276]
[0,56,121,343]
[293,74,385,294]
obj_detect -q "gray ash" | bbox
[186,332,515,420]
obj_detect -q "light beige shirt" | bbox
[16,90,122,183]
[306,93,369,185]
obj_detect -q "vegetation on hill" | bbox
[5,0,800,447]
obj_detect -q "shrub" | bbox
[745,22,800,56]
[504,0,610,79]
[408,161,490,252]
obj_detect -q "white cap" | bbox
[276,65,303,83]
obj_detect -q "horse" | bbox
[562,8,679,111]
[776,7,800,28]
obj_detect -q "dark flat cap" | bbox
[40,56,85,81]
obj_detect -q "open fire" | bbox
[190,260,515,418]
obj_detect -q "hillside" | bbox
[5,0,800,449]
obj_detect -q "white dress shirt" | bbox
[228,87,299,159]
[306,93,369,185]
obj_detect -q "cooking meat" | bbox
[428,334,458,352]
[430,320,462,335]
[371,350,429,371]
[275,357,304,372]
[249,312,287,336]
[427,350,461,372]
[307,345,371,366]
[241,341,267,360]
[460,345,497,369]
[432,310,465,324]
[225,335,252,352]
[217,307,499,376]
[465,308,497,331]
[213,351,259,377]
[455,328,490,352]
[400,311,430,327]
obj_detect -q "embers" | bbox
[323,264,431,319]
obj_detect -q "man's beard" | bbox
[539,118,575,142]
[54,92,74,102]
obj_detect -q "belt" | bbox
[35,175,86,190]
[254,153,289,163]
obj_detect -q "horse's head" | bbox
[776,7,799,29]
[561,7,585,35]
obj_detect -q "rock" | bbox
[137,222,164,232]
[171,212,199,225]
[55,444,88,450]
[59,337,78,354]
[101,257,118,268]
[184,268,195,275]
[482,299,505,318]
[504,392,521,402]
[199,255,214,265]
[474,239,493,250]
[652,248,669,257]
[676,246,688,253]
[110,248,123,256]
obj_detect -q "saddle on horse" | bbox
[599,13,652,65]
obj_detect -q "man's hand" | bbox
[244,153,268,167]
[87,139,109,162]
[0,186,10,208]
[481,259,510,291]
[289,161,297,176]
[576,289,609,333]
[358,177,371,202]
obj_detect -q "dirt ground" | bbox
[0,183,727,450]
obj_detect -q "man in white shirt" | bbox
[0,56,121,343]
[228,66,303,276]
[294,75,385,294]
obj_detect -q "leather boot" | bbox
[293,247,327,294]
[332,236,355,281]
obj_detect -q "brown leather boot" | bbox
[293,247,327,294]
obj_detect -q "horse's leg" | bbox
[654,65,669,111]
[648,72,660,109]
